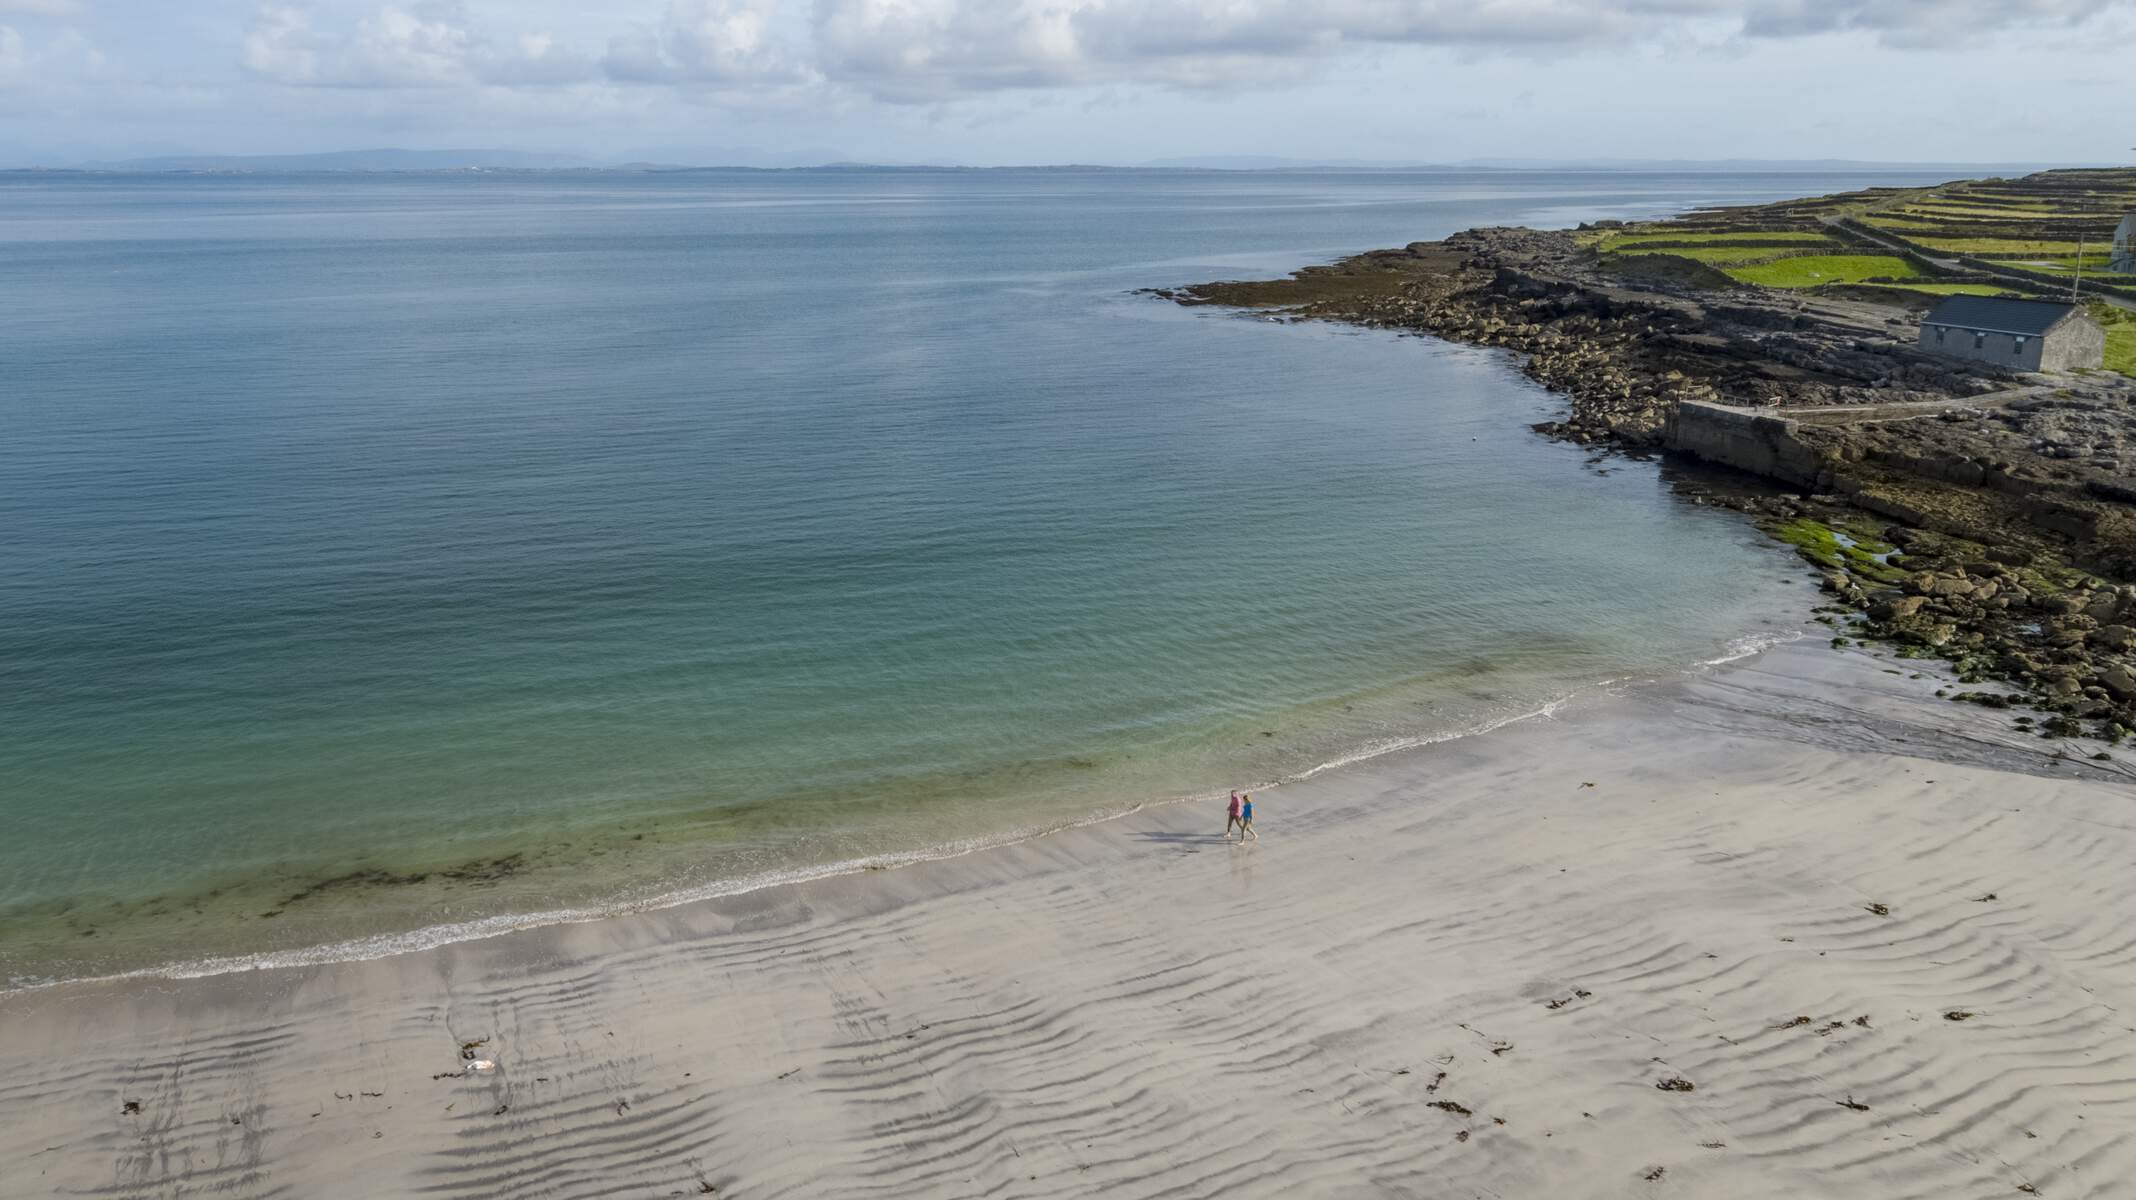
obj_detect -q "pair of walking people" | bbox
[1224,790,1257,841]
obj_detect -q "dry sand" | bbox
[5,638,2135,1199]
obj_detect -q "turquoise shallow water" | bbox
[0,168,1952,985]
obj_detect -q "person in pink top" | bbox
[1224,790,1243,839]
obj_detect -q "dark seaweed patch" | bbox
[274,854,527,910]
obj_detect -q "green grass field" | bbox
[1611,244,1824,267]
[1726,255,1923,288]
[1975,257,2136,287]
[2109,331,2136,377]
[2094,305,2136,378]
[1598,230,1831,252]
[1880,283,2034,297]
[1862,216,1952,233]
[1989,253,2114,269]
[1914,237,2093,256]
[1902,202,2059,218]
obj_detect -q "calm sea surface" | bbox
[0,168,1951,985]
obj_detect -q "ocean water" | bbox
[0,168,1951,985]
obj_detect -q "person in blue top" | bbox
[1238,794,1258,841]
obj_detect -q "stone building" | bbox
[2113,214,2136,275]
[1917,295,2105,373]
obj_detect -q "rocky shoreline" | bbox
[1157,181,2136,747]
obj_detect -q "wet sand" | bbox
[5,637,2134,1199]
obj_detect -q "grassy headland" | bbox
[1589,168,2136,298]
[1163,167,2136,746]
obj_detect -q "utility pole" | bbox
[2072,235,2084,303]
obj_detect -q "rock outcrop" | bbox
[1165,222,2136,741]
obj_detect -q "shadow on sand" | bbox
[1132,831,1237,849]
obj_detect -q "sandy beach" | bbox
[5,635,2134,1199]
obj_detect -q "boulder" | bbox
[2102,664,2136,702]
[1871,596,1927,621]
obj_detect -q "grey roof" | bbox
[1922,295,2080,338]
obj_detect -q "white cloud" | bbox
[232,0,2127,100]
[481,29,595,85]
[0,0,81,16]
[1740,0,2114,46]
[244,1,594,88]
[603,0,804,85]
[245,1,799,90]
[0,19,106,97]
[805,0,2101,101]
[243,6,319,83]
[354,3,478,85]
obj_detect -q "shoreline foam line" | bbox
[2,630,1804,996]
[1699,628,1804,667]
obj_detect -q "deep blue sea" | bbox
[0,168,1956,984]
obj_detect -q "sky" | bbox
[2,0,2132,166]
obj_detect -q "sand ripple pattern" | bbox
[4,644,2134,1198]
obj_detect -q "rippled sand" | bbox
[5,636,2132,1198]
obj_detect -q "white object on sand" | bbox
[464,1059,496,1073]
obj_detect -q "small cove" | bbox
[0,167,1957,985]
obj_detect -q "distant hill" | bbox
[1451,157,2079,173]
[622,143,853,170]
[1138,155,1465,171]
[1141,155,2090,174]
